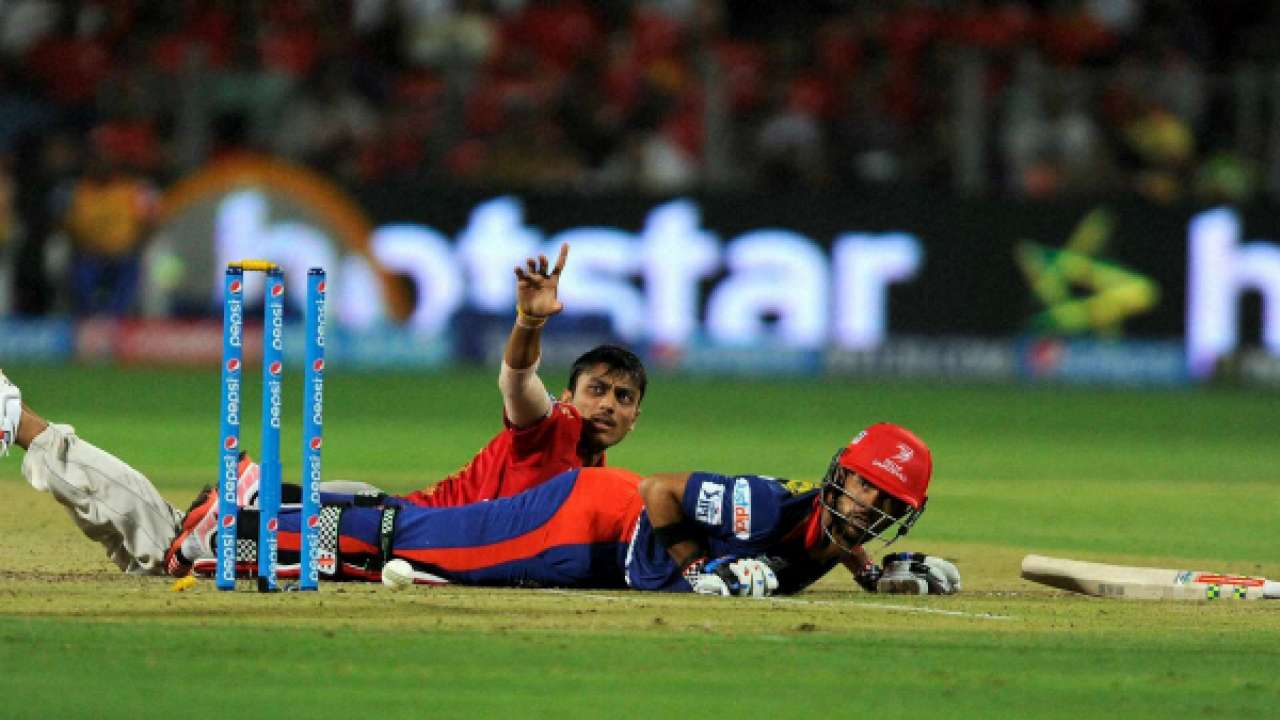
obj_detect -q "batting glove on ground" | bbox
[876,552,961,595]
[688,557,780,598]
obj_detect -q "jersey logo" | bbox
[695,483,724,525]
[781,479,817,495]
[732,478,752,540]
[871,443,915,483]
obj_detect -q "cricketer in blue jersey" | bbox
[192,422,960,597]
[625,470,837,593]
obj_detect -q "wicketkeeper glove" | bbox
[686,556,780,598]
[875,552,961,595]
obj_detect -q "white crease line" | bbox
[770,597,1015,620]
[538,589,1015,620]
[539,590,628,602]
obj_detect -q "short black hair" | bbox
[567,344,647,402]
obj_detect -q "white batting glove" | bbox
[688,557,780,598]
[876,552,962,595]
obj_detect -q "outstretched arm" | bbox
[500,244,569,427]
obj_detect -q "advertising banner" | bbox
[145,166,1280,381]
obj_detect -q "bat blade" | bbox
[1021,554,1280,601]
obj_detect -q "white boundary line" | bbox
[538,589,1014,620]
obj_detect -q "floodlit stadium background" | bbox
[0,1,1276,381]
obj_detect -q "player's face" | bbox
[564,363,641,449]
[823,467,907,552]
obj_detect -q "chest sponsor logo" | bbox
[732,478,752,540]
[695,483,724,525]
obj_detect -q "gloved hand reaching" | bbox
[686,556,780,598]
[875,552,961,595]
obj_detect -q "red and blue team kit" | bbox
[199,400,838,592]
[215,467,833,594]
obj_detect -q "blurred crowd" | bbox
[1,0,1279,316]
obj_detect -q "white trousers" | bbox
[22,423,180,575]
[21,423,388,575]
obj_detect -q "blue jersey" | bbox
[266,468,834,593]
[626,472,838,594]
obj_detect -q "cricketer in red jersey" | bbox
[233,244,647,513]
[400,243,646,508]
[0,245,645,578]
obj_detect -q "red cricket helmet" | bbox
[819,422,932,554]
[838,422,931,510]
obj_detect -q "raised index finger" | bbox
[550,242,570,276]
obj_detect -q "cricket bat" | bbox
[1021,554,1280,600]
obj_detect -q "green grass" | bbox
[1,365,1278,718]
[3,616,1275,720]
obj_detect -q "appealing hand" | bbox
[514,243,569,320]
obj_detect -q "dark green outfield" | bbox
[3,617,1277,720]
[0,365,1277,718]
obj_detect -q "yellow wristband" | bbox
[516,307,548,329]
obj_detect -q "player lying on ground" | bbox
[0,245,648,575]
[174,423,960,597]
[0,342,642,575]
[1,371,955,595]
